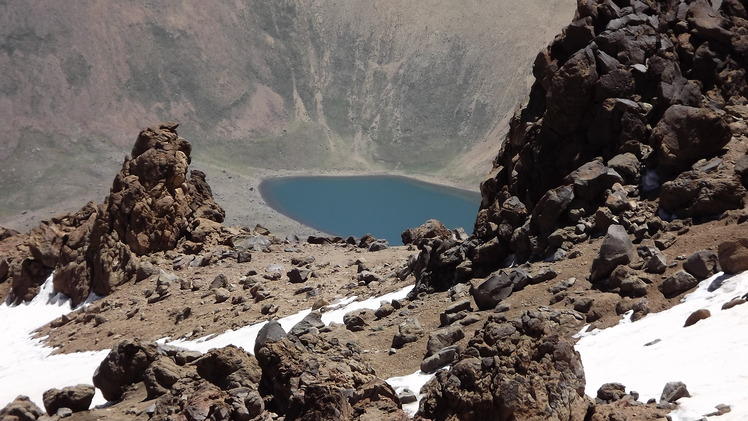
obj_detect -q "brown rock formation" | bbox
[2,123,225,305]
[407,0,748,297]
[417,311,591,420]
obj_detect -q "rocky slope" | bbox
[0,0,574,227]
[2,0,748,420]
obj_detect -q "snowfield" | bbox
[1,272,746,420]
[576,271,748,420]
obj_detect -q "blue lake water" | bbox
[259,175,480,244]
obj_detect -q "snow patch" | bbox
[0,276,109,409]
[576,271,748,421]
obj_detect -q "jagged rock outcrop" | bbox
[1,123,225,305]
[255,322,407,420]
[417,311,591,420]
[407,0,748,296]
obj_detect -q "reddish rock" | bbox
[719,239,748,274]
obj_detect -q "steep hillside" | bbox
[0,0,574,227]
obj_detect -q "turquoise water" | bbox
[259,175,480,244]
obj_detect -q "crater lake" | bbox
[259,175,481,244]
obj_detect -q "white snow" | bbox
[386,370,439,416]
[0,276,109,409]
[164,285,413,354]
[575,271,748,421]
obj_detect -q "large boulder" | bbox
[719,239,748,274]
[255,325,406,420]
[652,105,731,173]
[42,384,95,415]
[0,396,44,421]
[418,312,590,420]
[401,219,453,245]
[590,225,635,282]
[659,170,746,218]
[92,340,159,402]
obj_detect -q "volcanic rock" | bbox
[718,238,748,274]
[0,396,44,421]
[93,339,159,402]
[660,381,690,403]
[590,225,635,282]
[42,384,95,415]
[418,312,590,420]
[652,105,731,174]
[683,250,721,280]
[659,270,699,298]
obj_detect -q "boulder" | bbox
[684,309,711,327]
[194,346,261,390]
[425,327,465,357]
[143,356,184,398]
[659,270,699,298]
[418,312,590,420]
[660,381,690,403]
[565,159,623,202]
[93,340,159,401]
[597,383,627,402]
[719,239,748,274]
[0,396,44,421]
[531,184,575,236]
[590,225,635,282]
[652,105,731,173]
[470,271,515,310]
[42,384,95,415]
[391,317,424,349]
[660,170,746,218]
[402,219,454,245]
[420,346,459,373]
[683,250,721,280]
[255,327,405,419]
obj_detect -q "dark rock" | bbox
[93,340,159,401]
[421,346,459,373]
[42,384,95,415]
[660,381,690,403]
[660,170,746,218]
[391,317,423,348]
[0,396,44,421]
[288,311,325,337]
[531,184,575,236]
[597,383,627,402]
[418,312,590,420]
[143,356,183,399]
[722,298,746,310]
[402,219,453,245]
[565,159,624,202]
[719,239,748,274]
[368,239,389,252]
[607,152,641,184]
[426,327,465,357]
[287,268,311,284]
[652,105,731,174]
[684,309,711,327]
[210,273,228,290]
[254,321,287,355]
[214,287,231,304]
[573,297,594,313]
[659,270,699,298]
[195,346,261,390]
[343,309,375,332]
[654,233,677,250]
[470,271,514,310]
[590,224,635,282]
[683,250,721,280]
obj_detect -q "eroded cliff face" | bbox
[0,0,575,222]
